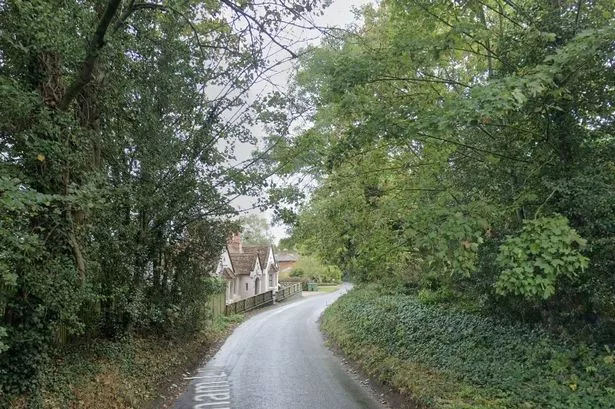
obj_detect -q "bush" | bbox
[495,216,588,300]
[289,269,305,277]
[322,285,615,409]
[290,255,342,283]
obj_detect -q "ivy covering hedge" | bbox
[322,286,615,409]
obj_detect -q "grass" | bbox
[317,284,341,293]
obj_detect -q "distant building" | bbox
[214,234,279,303]
[276,252,298,272]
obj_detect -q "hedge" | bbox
[321,286,615,409]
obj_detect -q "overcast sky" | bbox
[228,0,375,244]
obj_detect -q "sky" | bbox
[229,0,375,244]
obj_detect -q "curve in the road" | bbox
[171,284,384,409]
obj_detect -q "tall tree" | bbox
[240,214,275,245]
[265,0,615,328]
[0,0,327,399]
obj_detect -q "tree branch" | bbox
[367,74,471,89]
[416,131,532,163]
[59,0,123,111]
[220,0,298,58]
[111,0,137,35]
[534,188,557,219]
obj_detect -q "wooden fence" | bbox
[274,282,302,302]
[208,291,227,320]
[225,290,274,315]
[279,280,307,290]
[224,282,303,315]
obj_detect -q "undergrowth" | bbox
[7,314,243,409]
[321,285,615,409]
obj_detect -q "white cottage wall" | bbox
[261,271,268,293]
[239,276,252,298]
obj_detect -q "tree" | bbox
[290,255,341,283]
[278,235,299,251]
[240,214,274,245]
[264,0,615,326]
[0,0,327,400]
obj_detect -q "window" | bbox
[269,274,273,287]
[245,283,248,291]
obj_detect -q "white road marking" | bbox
[187,368,231,409]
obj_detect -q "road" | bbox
[171,284,385,409]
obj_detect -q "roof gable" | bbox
[242,244,273,268]
[222,267,236,279]
[228,253,258,275]
[214,247,233,277]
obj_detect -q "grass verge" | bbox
[317,285,341,293]
[321,285,615,409]
[9,314,243,409]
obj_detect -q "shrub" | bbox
[291,255,342,283]
[496,216,588,300]
[289,268,305,277]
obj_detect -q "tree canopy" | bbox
[265,0,615,334]
[240,214,275,245]
[0,0,326,400]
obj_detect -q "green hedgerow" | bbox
[322,286,615,409]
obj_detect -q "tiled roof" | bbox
[229,253,257,275]
[276,252,298,262]
[242,245,270,266]
[222,267,235,279]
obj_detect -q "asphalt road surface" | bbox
[171,283,385,409]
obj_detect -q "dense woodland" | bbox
[270,0,615,335]
[0,0,326,402]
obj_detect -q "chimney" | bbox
[228,233,242,253]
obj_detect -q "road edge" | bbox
[147,320,240,409]
[319,313,422,409]
[150,293,307,409]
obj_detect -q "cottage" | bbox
[214,234,279,303]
